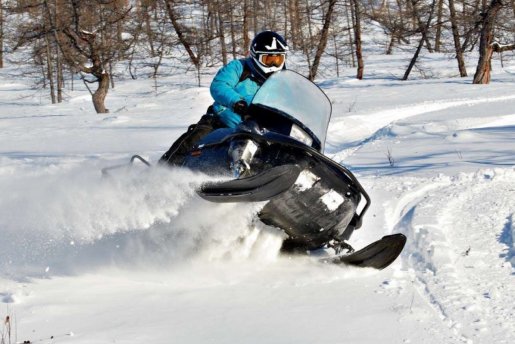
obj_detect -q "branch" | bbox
[79,73,95,96]
[492,42,515,52]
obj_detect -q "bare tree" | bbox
[473,0,504,84]
[309,0,337,80]
[448,0,467,76]
[10,0,133,110]
[460,0,483,53]
[344,1,355,65]
[434,0,443,52]
[215,0,228,65]
[164,0,202,84]
[228,1,237,59]
[9,0,59,102]
[51,1,133,112]
[402,0,437,80]
[366,1,407,55]
[350,0,364,79]
[289,0,301,50]
[242,0,250,52]
[44,31,56,103]
[134,1,176,80]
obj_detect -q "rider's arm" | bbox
[210,60,245,109]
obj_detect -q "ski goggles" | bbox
[258,53,286,67]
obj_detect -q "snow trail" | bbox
[379,169,515,343]
[328,95,515,149]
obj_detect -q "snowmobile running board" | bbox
[199,164,302,203]
[101,155,151,177]
[323,234,407,270]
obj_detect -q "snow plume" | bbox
[0,159,283,278]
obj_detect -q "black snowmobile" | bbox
[105,70,406,270]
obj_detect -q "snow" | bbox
[320,189,345,212]
[294,169,320,191]
[1,49,515,343]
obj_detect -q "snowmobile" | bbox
[104,70,406,270]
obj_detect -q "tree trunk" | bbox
[54,1,63,102]
[473,0,504,84]
[332,33,340,77]
[410,0,434,53]
[229,2,237,59]
[39,53,47,88]
[242,0,250,53]
[283,1,288,47]
[289,0,300,50]
[56,45,63,102]
[434,0,443,52]
[384,4,395,55]
[45,35,57,104]
[92,72,110,113]
[144,5,155,56]
[308,0,337,80]
[403,0,437,80]
[217,2,228,65]
[345,0,355,67]
[305,0,314,52]
[448,0,468,76]
[350,0,364,79]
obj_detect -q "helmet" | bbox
[249,31,288,75]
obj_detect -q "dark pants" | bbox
[159,111,226,166]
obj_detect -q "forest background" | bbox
[0,0,514,113]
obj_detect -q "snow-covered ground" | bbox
[1,50,514,344]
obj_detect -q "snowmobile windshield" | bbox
[250,70,332,150]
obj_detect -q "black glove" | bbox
[233,100,248,117]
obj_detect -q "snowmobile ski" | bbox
[324,234,407,270]
[199,164,302,202]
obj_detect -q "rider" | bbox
[159,30,289,166]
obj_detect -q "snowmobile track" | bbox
[387,171,515,343]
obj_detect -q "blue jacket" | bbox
[210,59,261,128]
